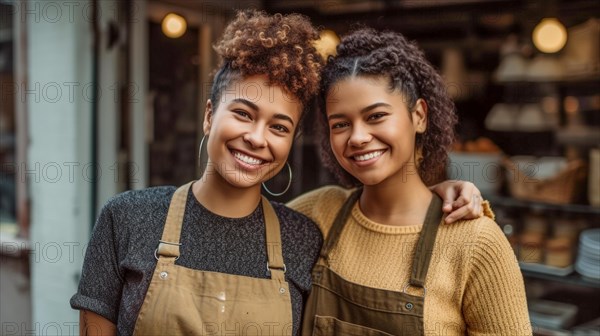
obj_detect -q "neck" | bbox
[193,165,262,218]
[359,171,432,226]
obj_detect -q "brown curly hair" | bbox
[317,28,457,187]
[211,10,322,115]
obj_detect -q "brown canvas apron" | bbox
[133,182,293,335]
[302,189,443,336]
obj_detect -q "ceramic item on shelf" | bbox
[575,228,600,281]
[447,152,503,195]
[572,317,600,336]
[535,157,569,179]
[516,103,552,131]
[526,54,565,81]
[495,53,528,82]
[485,103,518,131]
[519,262,573,277]
[508,156,567,180]
[528,299,578,330]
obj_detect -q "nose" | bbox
[347,124,372,147]
[243,124,267,148]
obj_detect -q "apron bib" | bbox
[302,189,443,336]
[133,182,293,335]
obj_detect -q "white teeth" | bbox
[233,151,263,165]
[354,150,384,162]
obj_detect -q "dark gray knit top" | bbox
[70,185,323,336]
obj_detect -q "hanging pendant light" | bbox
[162,13,187,39]
[532,18,567,53]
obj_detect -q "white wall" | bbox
[26,0,92,333]
[25,0,148,333]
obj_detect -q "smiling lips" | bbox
[232,150,267,166]
[352,150,385,162]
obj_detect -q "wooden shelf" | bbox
[555,126,600,147]
[493,76,600,86]
[522,269,600,289]
[487,195,600,216]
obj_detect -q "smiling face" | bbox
[203,74,302,191]
[326,76,427,187]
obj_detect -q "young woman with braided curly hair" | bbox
[71,11,486,336]
[289,28,531,335]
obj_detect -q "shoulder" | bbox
[442,216,505,245]
[287,185,355,219]
[287,185,356,234]
[270,202,322,239]
[103,186,176,212]
[100,186,177,220]
[96,186,177,235]
[445,216,516,265]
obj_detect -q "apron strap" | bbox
[262,196,286,281]
[155,181,194,262]
[320,188,362,265]
[408,194,444,288]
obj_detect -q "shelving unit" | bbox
[487,64,600,334]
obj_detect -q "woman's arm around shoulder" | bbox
[429,180,495,224]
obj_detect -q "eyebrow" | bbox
[273,113,295,126]
[231,98,295,126]
[327,102,392,121]
[231,98,259,111]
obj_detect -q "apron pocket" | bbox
[313,315,395,336]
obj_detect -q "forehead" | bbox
[222,75,301,109]
[326,76,404,112]
[219,75,302,120]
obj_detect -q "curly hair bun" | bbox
[213,10,322,105]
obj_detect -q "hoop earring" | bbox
[198,135,207,168]
[262,162,292,197]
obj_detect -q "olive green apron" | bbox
[302,189,443,336]
[133,182,293,335]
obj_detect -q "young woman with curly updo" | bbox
[70,11,486,336]
[70,10,323,336]
[289,28,532,335]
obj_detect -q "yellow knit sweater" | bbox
[288,186,532,335]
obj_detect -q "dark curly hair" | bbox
[211,10,322,118]
[317,28,457,187]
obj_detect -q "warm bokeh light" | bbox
[314,30,340,60]
[532,18,567,53]
[564,96,580,114]
[162,13,187,39]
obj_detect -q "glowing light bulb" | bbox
[532,18,567,53]
[162,13,187,39]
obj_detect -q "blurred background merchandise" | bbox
[0,0,598,334]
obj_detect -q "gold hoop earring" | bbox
[262,162,292,197]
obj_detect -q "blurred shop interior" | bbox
[0,0,599,334]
